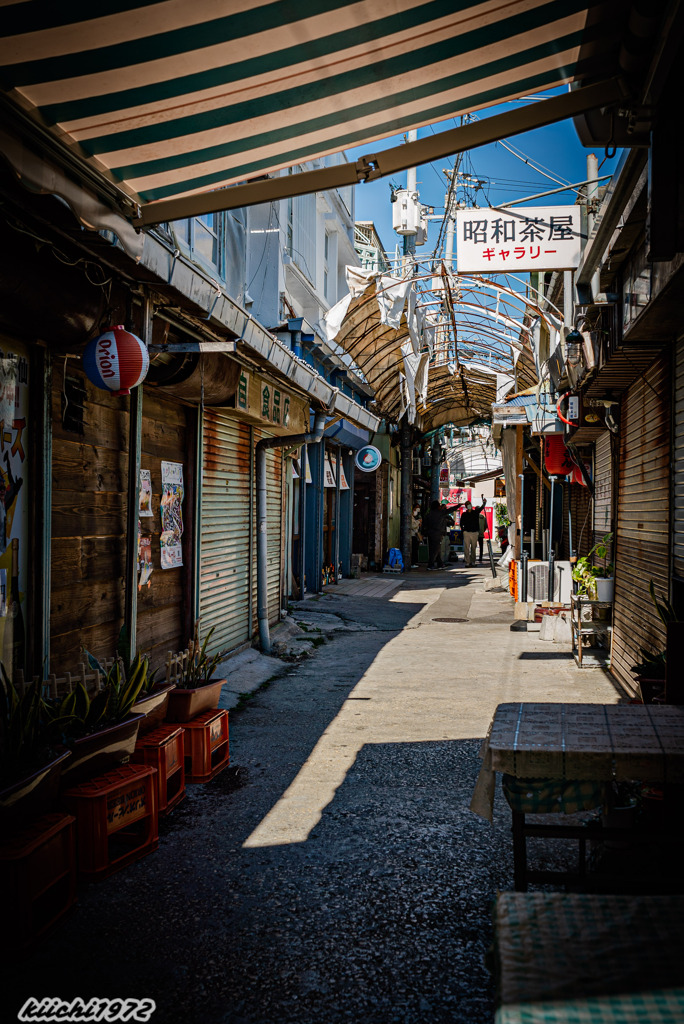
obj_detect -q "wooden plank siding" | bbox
[610,354,671,695]
[50,369,190,673]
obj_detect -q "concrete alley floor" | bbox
[7,566,623,1024]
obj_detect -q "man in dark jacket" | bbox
[425,499,450,570]
[460,494,486,567]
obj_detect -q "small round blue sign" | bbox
[355,445,382,472]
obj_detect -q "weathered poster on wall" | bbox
[160,461,184,569]
[139,469,153,517]
[324,456,336,487]
[0,338,29,675]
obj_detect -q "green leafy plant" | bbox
[0,663,48,783]
[181,625,223,689]
[494,503,510,529]
[42,649,150,745]
[571,533,613,596]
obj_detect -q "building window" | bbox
[173,213,225,277]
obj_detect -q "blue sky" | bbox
[345,88,621,265]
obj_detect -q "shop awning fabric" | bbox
[0,0,627,227]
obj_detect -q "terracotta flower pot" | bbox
[165,679,225,723]
[132,682,176,736]
[0,748,72,825]
[60,713,144,787]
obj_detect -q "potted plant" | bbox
[629,580,677,703]
[0,669,71,823]
[0,664,71,824]
[43,652,148,786]
[571,533,613,600]
[494,503,510,552]
[165,625,225,723]
[107,628,175,735]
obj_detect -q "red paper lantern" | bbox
[544,435,574,476]
[83,325,149,396]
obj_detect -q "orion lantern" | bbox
[83,325,149,396]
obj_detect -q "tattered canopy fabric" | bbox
[0,0,626,219]
[325,270,534,427]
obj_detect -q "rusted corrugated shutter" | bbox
[200,412,252,653]
[611,354,671,694]
[673,337,684,580]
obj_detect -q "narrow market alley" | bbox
[7,568,622,1024]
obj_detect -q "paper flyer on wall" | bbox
[138,520,153,589]
[139,469,153,517]
[160,461,184,569]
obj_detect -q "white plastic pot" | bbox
[595,577,614,602]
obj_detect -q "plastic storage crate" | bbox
[62,764,158,879]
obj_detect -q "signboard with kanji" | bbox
[456,206,583,272]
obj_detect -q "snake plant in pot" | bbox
[630,580,678,703]
[165,625,225,723]
[0,664,71,823]
[43,650,149,786]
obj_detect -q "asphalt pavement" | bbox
[6,564,622,1024]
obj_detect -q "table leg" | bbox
[512,810,528,892]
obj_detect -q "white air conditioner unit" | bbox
[527,560,572,603]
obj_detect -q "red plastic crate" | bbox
[181,709,230,783]
[0,812,76,953]
[62,764,158,879]
[132,724,185,814]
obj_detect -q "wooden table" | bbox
[471,703,684,890]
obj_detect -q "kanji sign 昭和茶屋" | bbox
[455,206,583,273]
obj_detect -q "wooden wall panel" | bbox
[50,368,191,674]
[50,370,127,672]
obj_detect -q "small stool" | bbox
[132,724,185,813]
[181,709,229,783]
[0,812,76,952]
[62,764,158,879]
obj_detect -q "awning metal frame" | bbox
[133,78,628,226]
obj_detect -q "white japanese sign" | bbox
[456,206,583,272]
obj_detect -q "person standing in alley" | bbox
[411,502,423,567]
[460,494,486,568]
[425,499,447,570]
[478,506,488,562]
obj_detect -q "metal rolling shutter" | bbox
[611,354,671,694]
[253,428,283,625]
[200,412,252,653]
[674,337,684,580]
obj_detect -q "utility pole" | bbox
[403,128,418,276]
[586,152,601,301]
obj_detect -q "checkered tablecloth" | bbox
[493,892,684,1021]
[501,774,605,815]
[496,988,684,1023]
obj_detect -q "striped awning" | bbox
[0,0,626,224]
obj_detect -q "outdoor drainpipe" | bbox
[256,410,328,653]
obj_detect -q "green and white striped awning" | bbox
[0,0,626,224]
